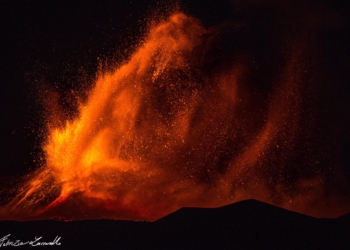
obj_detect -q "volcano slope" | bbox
[0,199,349,249]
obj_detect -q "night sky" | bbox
[1,0,350,214]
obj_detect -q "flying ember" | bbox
[1,11,348,221]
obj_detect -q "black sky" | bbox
[1,0,350,200]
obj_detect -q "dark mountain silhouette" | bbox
[155,200,349,249]
[0,199,349,249]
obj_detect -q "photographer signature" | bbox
[0,234,61,247]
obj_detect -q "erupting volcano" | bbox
[1,7,349,221]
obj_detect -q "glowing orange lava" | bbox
[1,11,349,221]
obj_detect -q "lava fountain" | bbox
[1,11,348,221]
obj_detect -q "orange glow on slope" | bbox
[1,12,349,221]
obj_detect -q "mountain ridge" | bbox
[0,199,348,249]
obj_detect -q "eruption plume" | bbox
[1,10,348,221]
